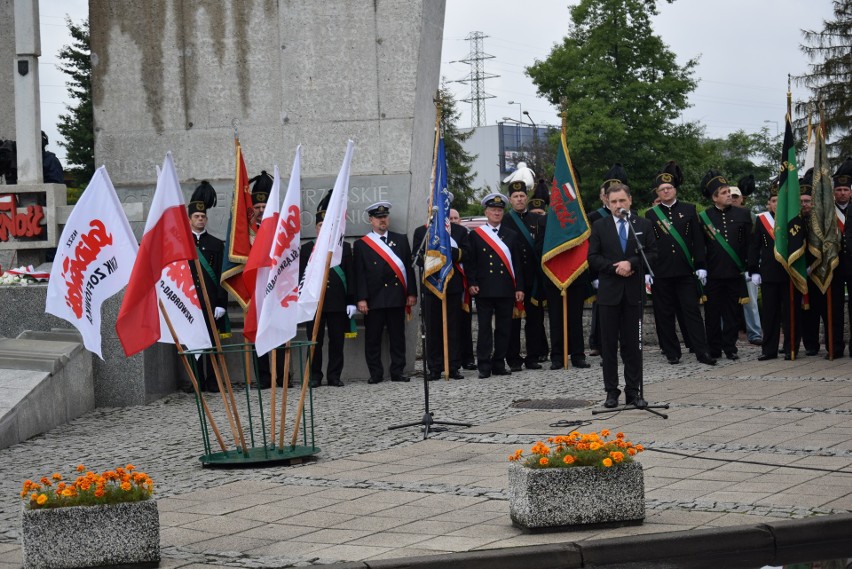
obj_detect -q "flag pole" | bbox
[158,298,228,453]
[786,78,797,361]
[270,349,277,445]
[278,342,291,449]
[431,92,451,380]
[194,257,248,453]
[560,104,570,370]
[442,297,450,379]
[291,250,334,448]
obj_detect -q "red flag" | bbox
[221,140,254,307]
[116,152,197,357]
[242,165,282,342]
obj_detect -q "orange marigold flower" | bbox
[539,457,549,466]
[616,432,625,439]
[610,451,624,463]
[30,493,38,501]
[126,464,135,471]
[36,494,48,505]
[94,488,105,498]
[627,448,637,456]
[56,482,66,492]
[602,458,613,467]
[563,455,575,465]
[589,442,602,451]
[601,429,611,438]
[635,444,644,452]
[121,482,132,491]
[61,488,74,497]
[40,477,51,486]
[76,464,85,473]
[52,473,62,481]
[80,481,92,491]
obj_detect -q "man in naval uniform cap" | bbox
[698,170,752,361]
[354,201,417,383]
[187,182,228,392]
[829,157,852,357]
[249,171,273,245]
[466,192,525,378]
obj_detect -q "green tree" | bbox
[56,18,94,189]
[439,85,478,215]
[526,0,698,205]
[796,0,852,157]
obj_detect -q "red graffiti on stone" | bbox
[0,194,45,241]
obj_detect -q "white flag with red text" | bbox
[256,149,302,356]
[297,140,353,323]
[46,166,138,359]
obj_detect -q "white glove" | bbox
[346,305,357,318]
[751,273,762,286]
[214,307,226,320]
[695,269,707,286]
[592,279,599,290]
[644,274,653,287]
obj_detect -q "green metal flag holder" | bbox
[183,340,320,467]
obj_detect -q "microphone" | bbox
[616,208,629,218]
[427,205,439,224]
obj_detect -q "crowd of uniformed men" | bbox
[185,157,852,405]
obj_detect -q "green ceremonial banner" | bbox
[807,122,841,293]
[774,114,808,295]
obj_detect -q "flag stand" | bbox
[187,340,320,467]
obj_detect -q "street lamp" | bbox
[508,100,522,148]
[523,111,539,177]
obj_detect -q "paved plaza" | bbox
[0,344,851,567]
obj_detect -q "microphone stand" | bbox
[388,220,472,438]
[592,209,669,419]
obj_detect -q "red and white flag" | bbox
[298,140,354,323]
[256,148,303,356]
[116,152,207,357]
[242,163,283,343]
[45,166,138,359]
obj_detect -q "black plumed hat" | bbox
[652,160,684,190]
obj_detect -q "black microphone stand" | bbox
[592,209,669,419]
[388,219,472,438]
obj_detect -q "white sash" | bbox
[837,205,846,230]
[757,211,775,228]
[366,232,407,288]
[476,225,515,281]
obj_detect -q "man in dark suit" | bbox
[412,206,469,380]
[698,170,753,360]
[504,180,546,371]
[829,157,852,358]
[354,201,417,383]
[467,193,525,378]
[449,209,478,370]
[300,206,355,387]
[645,161,716,366]
[187,184,228,392]
[588,183,657,408]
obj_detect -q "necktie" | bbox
[492,227,498,233]
[380,235,387,244]
[618,219,627,252]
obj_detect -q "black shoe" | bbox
[391,376,410,382]
[571,358,591,369]
[604,395,618,408]
[667,357,681,365]
[725,352,739,361]
[749,338,763,346]
[462,362,477,370]
[626,397,648,408]
[710,351,722,359]
[550,361,563,370]
[426,371,440,381]
[757,354,777,361]
[805,349,819,356]
[328,380,344,387]
[368,377,383,384]
[478,371,491,379]
[525,361,542,370]
[697,353,717,366]
[508,364,523,372]
[492,368,511,376]
[309,380,321,388]
[449,370,464,380]
[537,355,549,363]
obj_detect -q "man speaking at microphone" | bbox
[588,184,657,408]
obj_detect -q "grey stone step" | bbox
[0,337,84,373]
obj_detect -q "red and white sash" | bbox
[474,225,516,284]
[757,211,775,240]
[837,205,846,234]
[362,233,407,289]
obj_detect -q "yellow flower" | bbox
[589,442,602,451]
[61,488,74,497]
[602,458,613,467]
[539,457,549,466]
[36,494,48,505]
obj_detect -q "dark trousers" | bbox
[424,292,462,373]
[459,305,475,365]
[761,283,801,357]
[802,282,825,353]
[589,300,601,351]
[364,306,406,380]
[704,278,742,356]
[545,280,585,364]
[306,311,347,384]
[598,300,642,400]
[475,296,513,373]
[651,275,709,359]
[507,296,547,365]
[828,272,851,356]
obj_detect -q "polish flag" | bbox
[242,163,283,343]
[298,140,354,322]
[116,152,200,357]
[255,148,302,356]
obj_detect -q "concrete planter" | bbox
[21,500,160,568]
[508,461,645,530]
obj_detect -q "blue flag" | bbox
[424,137,453,298]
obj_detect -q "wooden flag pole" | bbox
[193,257,248,453]
[157,299,228,453]
[278,342,292,449]
[442,296,450,379]
[562,288,569,369]
[827,288,835,359]
[270,348,277,445]
[789,281,796,360]
[291,250,334,447]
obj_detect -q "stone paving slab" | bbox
[0,344,851,567]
